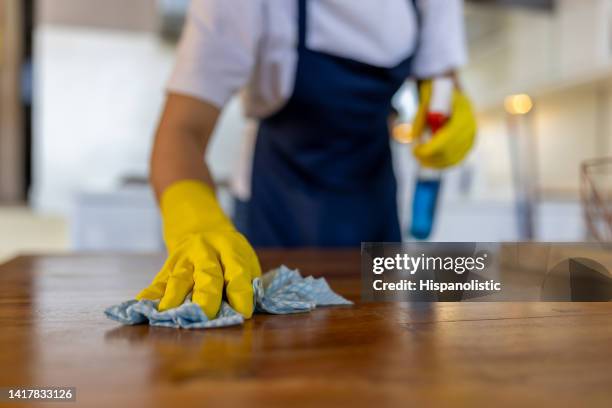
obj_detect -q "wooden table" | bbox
[0,250,611,407]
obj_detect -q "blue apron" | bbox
[241,0,417,248]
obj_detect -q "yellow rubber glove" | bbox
[136,180,261,319]
[412,80,477,169]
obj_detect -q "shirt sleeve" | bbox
[166,0,263,108]
[411,0,468,78]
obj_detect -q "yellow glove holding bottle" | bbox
[136,180,261,319]
[412,80,477,169]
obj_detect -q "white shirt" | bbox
[166,0,468,200]
[167,0,468,118]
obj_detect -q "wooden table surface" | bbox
[0,250,611,407]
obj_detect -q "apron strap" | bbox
[297,0,307,50]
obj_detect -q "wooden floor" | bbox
[0,250,611,407]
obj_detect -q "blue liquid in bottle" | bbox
[410,176,442,240]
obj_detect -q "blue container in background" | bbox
[408,77,452,241]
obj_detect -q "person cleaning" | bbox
[137,0,477,319]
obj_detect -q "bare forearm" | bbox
[150,124,214,200]
[150,94,221,201]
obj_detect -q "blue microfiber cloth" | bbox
[105,265,352,329]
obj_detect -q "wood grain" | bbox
[0,250,611,407]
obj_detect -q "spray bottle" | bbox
[409,77,454,240]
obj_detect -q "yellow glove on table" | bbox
[412,80,477,169]
[136,180,261,319]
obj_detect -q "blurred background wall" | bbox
[1,0,611,261]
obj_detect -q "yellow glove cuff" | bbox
[160,180,233,249]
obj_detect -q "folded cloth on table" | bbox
[105,265,352,329]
